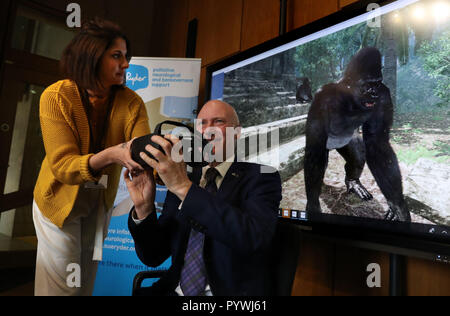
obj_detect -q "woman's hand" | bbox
[123,168,156,220]
[89,138,144,175]
[113,138,144,173]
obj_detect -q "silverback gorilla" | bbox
[304,47,411,222]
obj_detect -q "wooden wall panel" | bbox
[339,0,359,9]
[149,0,189,58]
[105,1,156,57]
[287,0,339,31]
[291,234,450,296]
[333,245,390,296]
[291,235,334,296]
[406,257,450,296]
[188,0,243,66]
[241,0,280,51]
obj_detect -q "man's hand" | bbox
[139,135,192,201]
[123,168,156,220]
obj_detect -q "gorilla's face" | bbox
[352,77,382,110]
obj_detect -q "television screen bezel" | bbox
[205,0,450,260]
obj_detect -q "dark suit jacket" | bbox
[128,161,282,296]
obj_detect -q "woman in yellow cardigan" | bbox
[32,18,150,296]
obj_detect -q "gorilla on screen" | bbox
[296,77,313,103]
[304,47,411,222]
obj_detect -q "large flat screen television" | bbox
[206,0,450,261]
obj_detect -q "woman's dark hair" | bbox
[60,17,131,92]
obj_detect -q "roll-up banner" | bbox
[93,57,201,296]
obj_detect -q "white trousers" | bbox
[32,186,112,296]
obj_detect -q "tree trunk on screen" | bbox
[380,14,398,107]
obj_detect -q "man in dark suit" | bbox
[125,100,282,296]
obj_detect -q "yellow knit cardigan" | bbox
[34,80,150,228]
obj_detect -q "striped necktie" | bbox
[180,167,219,296]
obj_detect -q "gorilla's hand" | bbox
[384,202,411,222]
[345,179,373,201]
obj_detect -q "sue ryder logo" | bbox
[126,64,149,91]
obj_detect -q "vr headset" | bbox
[130,120,210,169]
